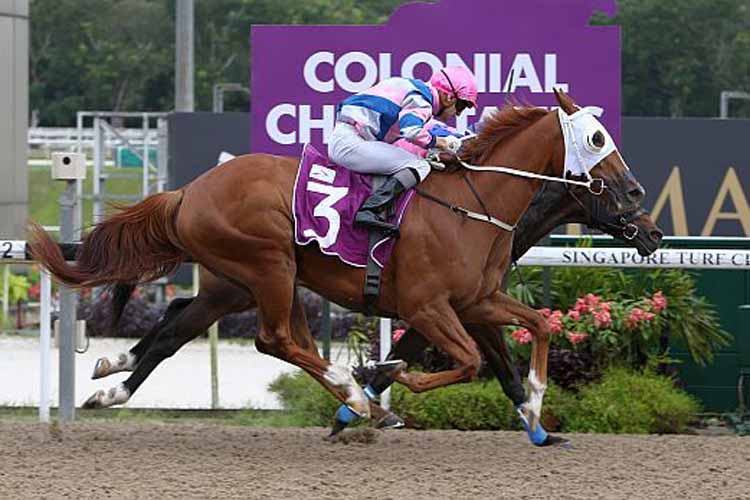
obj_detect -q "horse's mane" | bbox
[461,104,549,164]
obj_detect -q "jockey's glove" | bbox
[442,135,462,154]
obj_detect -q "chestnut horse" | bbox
[84,176,660,443]
[29,91,660,438]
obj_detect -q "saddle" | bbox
[293,144,417,313]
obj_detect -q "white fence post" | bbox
[39,270,51,423]
[379,318,392,409]
[2,265,9,326]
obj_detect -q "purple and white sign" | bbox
[251,0,620,156]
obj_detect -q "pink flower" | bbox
[626,307,644,329]
[539,308,551,318]
[626,307,655,329]
[567,309,581,321]
[511,328,533,344]
[598,301,612,313]
[585,293,601,308]
[650,291,668,313]
[547,310,564,334]
[594,310,612,328]
[392,329,406,343]
[573,298,589,314]
[567,332,589,344]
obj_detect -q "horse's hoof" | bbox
[91,358,111,379]
[328,418,349,438]
[375,412,405,430]
[81,384,130,409]
[82,390,106,409]
[541,434,572,448]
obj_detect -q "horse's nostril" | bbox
[650,230,663,243]
[629,188,644,200]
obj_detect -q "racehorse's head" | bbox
[552,90,662,255]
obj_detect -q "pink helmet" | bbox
[430,65,478,108]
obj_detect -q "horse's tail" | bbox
[108,282,137,333]
[28,191,186,288]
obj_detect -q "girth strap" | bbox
[362,175,389,315]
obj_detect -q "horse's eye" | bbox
[591,130,605,148]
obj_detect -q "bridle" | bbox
[564,179,643,240]
[419,107,643,241]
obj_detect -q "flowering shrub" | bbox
[509,290,670,370]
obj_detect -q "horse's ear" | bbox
[553,88,577,115]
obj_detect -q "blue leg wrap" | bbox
[363,385,379,400]
[334,404,360,424]
[516,405,548,446]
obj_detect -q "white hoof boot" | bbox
[324,364,370,418]
[92,352,136,379]
[82,384,131,409]
[526,369,547,431]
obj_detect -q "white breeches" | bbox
[328,122,432,182]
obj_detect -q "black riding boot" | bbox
[354,176,407,235]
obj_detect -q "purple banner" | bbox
[251,0,620,156]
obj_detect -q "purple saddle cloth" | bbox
[293,144,415,268]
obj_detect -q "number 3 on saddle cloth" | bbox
[293,143,415,304]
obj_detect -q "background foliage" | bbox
[269,368,701,433]
[29,0,750,125]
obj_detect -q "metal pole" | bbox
[92,117,102,223]
[209,322,219,409]
[74,113,84,238]
[175,0,194,112]
[157,118,168,192]
[212,84,223,113]
[379,318,392,409]
[58,180,77,422]
[39,270,51,423]
[719,91,750,119]
[321,299,331,360]
[142,114,149,198]
[542,236,551,307]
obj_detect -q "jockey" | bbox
[328,65,478,234]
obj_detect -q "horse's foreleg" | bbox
[329,327,428,435]
[92,297,194,380]
[393,304,482,393]
[460,291,554,445]
[466,324,526,407]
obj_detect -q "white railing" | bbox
[29,127,158,151]
[5,234,750,419]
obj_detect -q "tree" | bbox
[593,0,750,117]
[30,0,750,124]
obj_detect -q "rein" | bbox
[416,155,640,238]
[415,174,517,233]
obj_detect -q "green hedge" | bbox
[268,372,340,427]
[560,367,701,434]
[268,368,700,433]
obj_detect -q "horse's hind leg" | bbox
[92,297,193,379]
[236,264,369,417]
[82,283,253,409]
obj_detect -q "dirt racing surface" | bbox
[1,421,748,500]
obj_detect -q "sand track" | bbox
[1,422,748,499]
